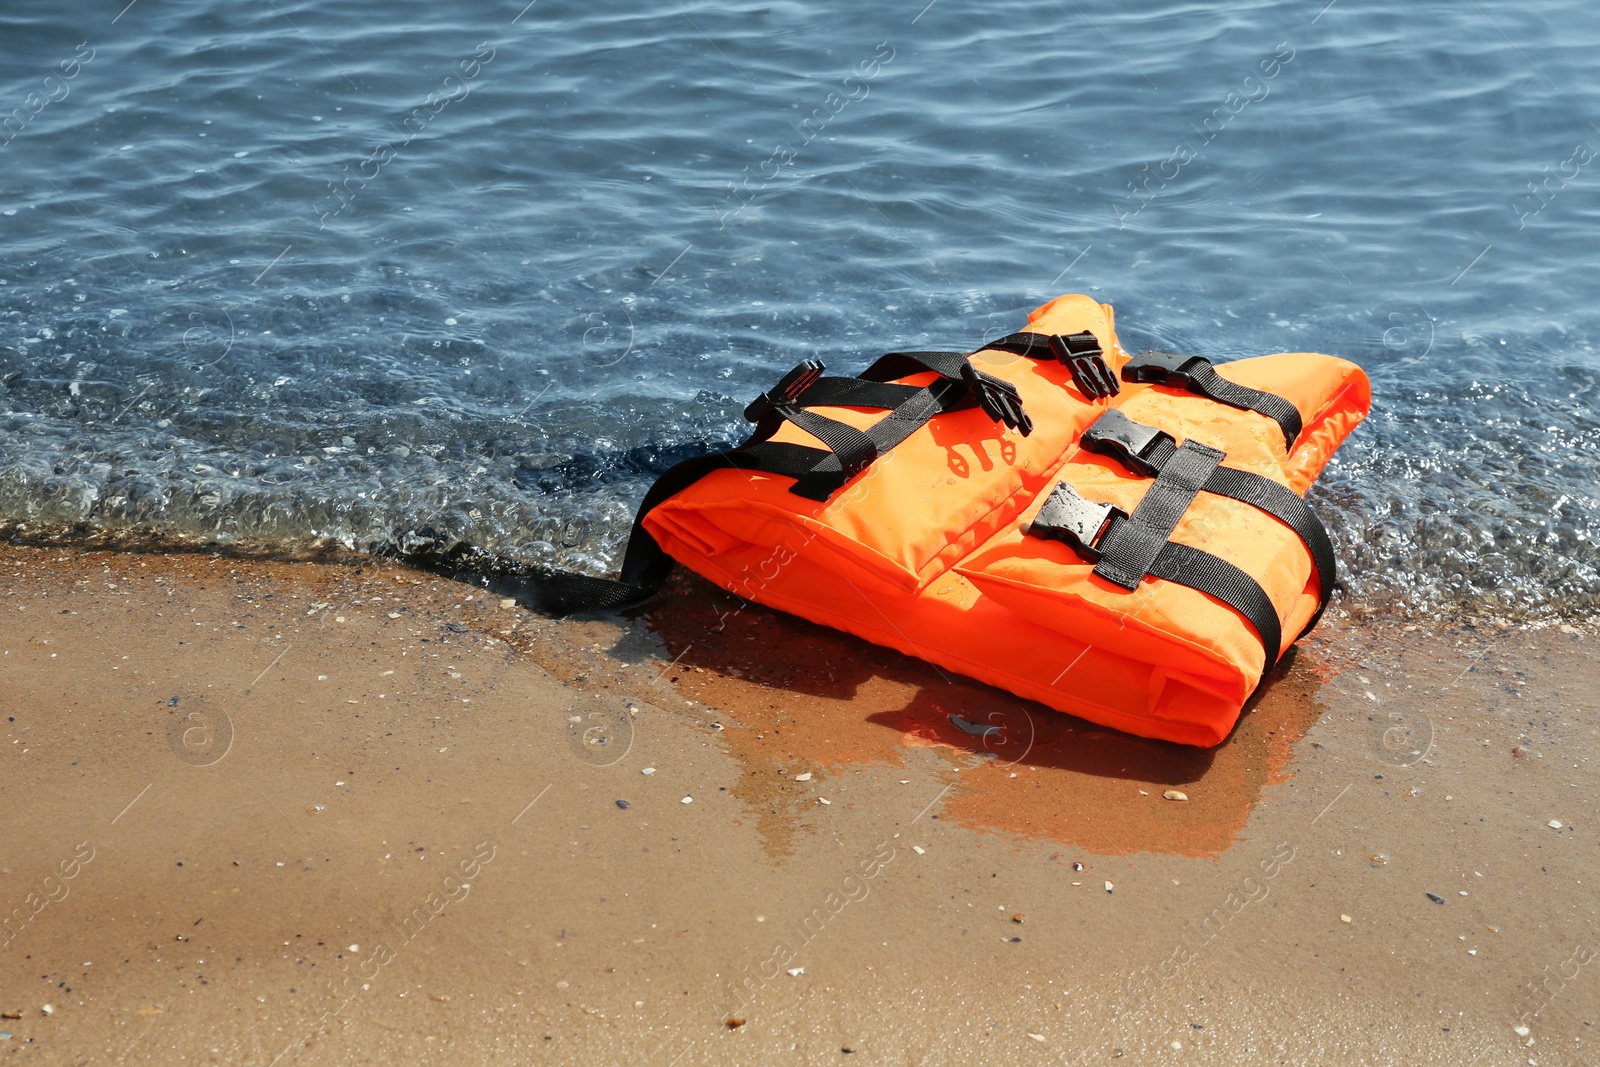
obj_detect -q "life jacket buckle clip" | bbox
[744,360,825,422]
[1123,349,1208,388]
[1047,332,1120,400]
[1029,482,1127,562]
[958,362,1033,436]
[1080,408,1176,477]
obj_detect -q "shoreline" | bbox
[2,542,1595,1064]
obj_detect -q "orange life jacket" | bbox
[555,294,1370,747]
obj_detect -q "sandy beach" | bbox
[1,539,1595,1065]
[4,0,1597,1062]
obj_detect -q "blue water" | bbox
[1,0,1596,621]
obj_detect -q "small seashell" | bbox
[1162,790,1187,802]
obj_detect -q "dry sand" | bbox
[1,540,1595,1065]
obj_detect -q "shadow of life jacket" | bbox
[540,294,1371,747]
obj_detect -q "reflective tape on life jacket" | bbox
[540,294,1371,747]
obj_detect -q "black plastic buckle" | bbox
[744,360,824,422]
[1080,408,1176,478]
[1028,482,1127,561]
[1047,332,1120,400]
[959,362,1033,437]
[1122,349,1209,387]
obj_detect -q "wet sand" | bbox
[1,541,1596,1065]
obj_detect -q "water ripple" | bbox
[0,0,1597,621]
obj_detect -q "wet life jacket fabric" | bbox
[607,294,1369,747]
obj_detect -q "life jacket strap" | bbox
[864,350,1032,435]
[980,330,1121,401]
[524,347,1017,612]
[483,437,851,615]
[1091,438,1226,592]
[1080,408,1336,637]
[1146,542,1284,668]
[1029,481,1284,664]
[1123,350,1303,452]
[515,333,1116,617]
[739,361,976,500]
[739,343,1051,503]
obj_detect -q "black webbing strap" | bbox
[866,349,973,380]
[865,351,1032,435]
[1079,408,1335,634]
[784,378,923,410]
[538,433,882,613]
[1027,481,1285,665]
[976,331,1120,400]
[749,371,978,500]
[526,349,1015,614]
[1147,542,1283,665]
[981,332,1055,360]
[1122,350,1303,452]
[738,355,999,500]
[878,329,1121,403]
[1204,466,1333,636]
[536,446,800,615]
[756,404,880,483]
[1092,440,1224,590]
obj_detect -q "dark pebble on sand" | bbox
[615,800,630,809]
[1426,892,1446,904]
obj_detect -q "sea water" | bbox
[1,0,1595,622]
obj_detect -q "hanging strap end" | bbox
[744,360,825,422]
